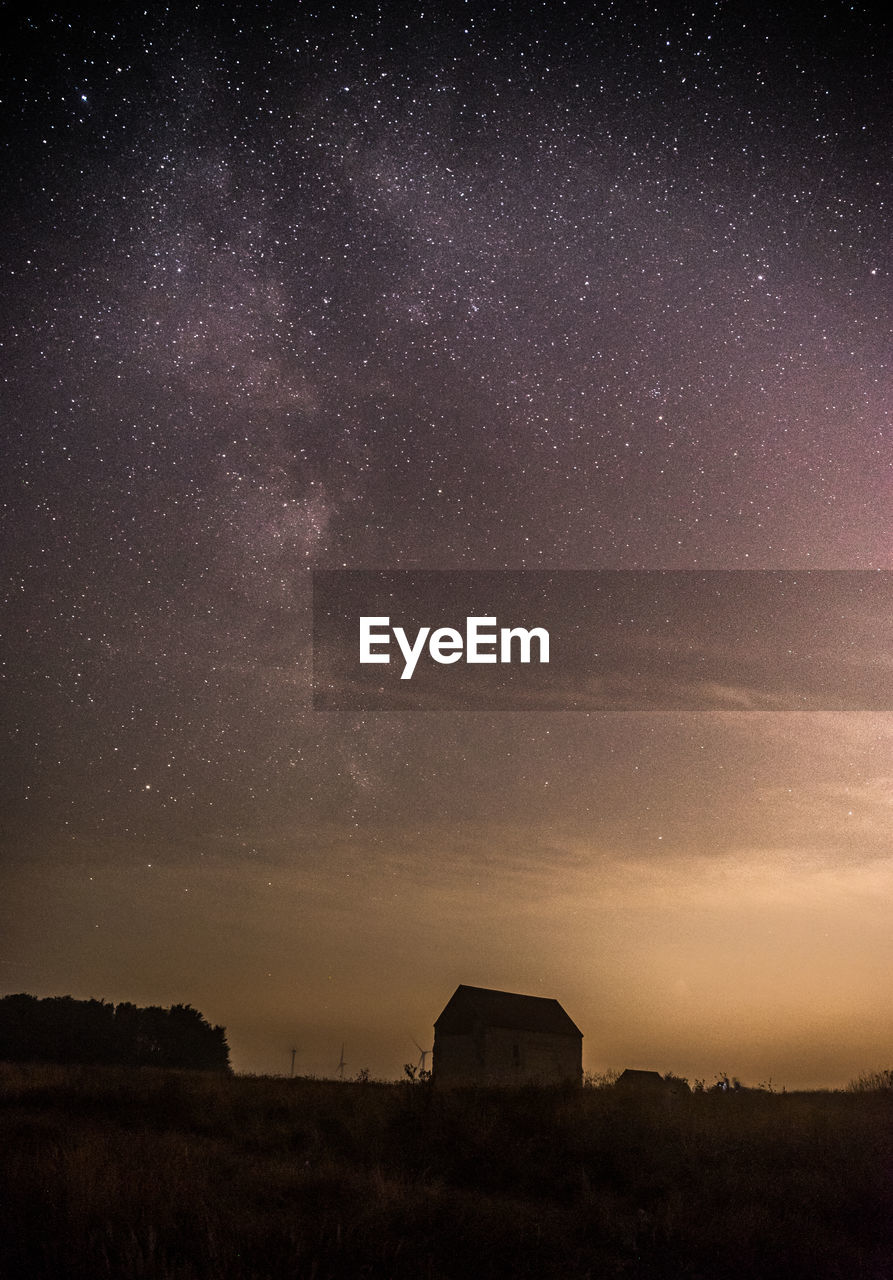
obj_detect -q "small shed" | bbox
[615,1068,667,1093]
[616,1068,690,1096]
[433,984,582,1086]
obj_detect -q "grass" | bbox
[2,1062,893,1278]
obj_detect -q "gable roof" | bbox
[616,1069,666,1087]
[434,985,582,1038]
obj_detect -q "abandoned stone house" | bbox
[432,984,583,1086]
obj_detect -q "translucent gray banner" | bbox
[312,571,892,710]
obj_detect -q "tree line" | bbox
[0,994,231,1072]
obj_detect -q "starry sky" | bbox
[1,2,890,1087]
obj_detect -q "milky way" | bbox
[1,4,890,1083]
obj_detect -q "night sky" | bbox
[1,2,890,1086]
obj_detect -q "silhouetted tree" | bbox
[0,994,231,1072]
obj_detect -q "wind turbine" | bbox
[337,1044,347,1080]
[412,1038,433,1073]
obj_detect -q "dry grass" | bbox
[2,1063,893,1278]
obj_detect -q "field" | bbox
[2,1063,892,1279]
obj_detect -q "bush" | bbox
[847,1068,893,1092]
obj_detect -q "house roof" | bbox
[434,985,582,1038]
[616,1069,666,1087]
